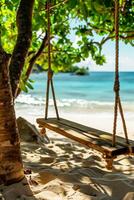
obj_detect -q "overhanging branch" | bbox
[42,0,69,11]
[16,32,48,97]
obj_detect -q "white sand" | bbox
[1,109,134,200]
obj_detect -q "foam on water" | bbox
[15,93,134,113]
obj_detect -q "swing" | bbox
[36,0,134,169]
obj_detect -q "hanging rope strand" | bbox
[113,96,119,146]
[51,79,60,119]
[118,97,129,144]
[45,0,51,119]
[113,0,129,147]
[49,0,60,119]
[45,78,51,119]
[45,0,60,119]
[113,0,120,146]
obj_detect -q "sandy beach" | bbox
[1,107,133,200]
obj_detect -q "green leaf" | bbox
[26,82,34,90]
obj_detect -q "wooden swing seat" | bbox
[37,118,134,163]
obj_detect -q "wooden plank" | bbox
[38,118,134,148]
[37,118,134,157]
[55,118,134,146]
[42,118,122,149]
[37,118,115,156]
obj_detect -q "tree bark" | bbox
[9,0,35,99]
[0,48,24,185]
[16,32,48,97]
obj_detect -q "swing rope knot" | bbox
[114,80,120,92]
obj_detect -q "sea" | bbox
[15,71,134,137]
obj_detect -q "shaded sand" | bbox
[2,106,134,200]
[26,137,134,200]
[1,129,134,200]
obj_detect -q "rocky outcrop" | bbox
[17,117,49,143]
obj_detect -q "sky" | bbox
[74,37,134,72]
[90,41,134,72]
[70,19,134,72]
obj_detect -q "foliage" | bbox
[32,63,89,75]
[73,66,89,75]
[0,0,133,93]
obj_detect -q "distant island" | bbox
[33,64,89,75]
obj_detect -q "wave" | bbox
[15,94,134,112]
[16,94,44,105]
[15,94,113,106]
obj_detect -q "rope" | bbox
[45,0,59,119]
[118,97,129,144]
[113,0,120,146]
[51,79,60,119]
[45,0,51,119]
[45,77,50,119]
[113,0,129,147]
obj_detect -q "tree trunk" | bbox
[0,48,24,185]
[9,0,35,99]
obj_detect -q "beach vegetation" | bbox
[0,0,133,96]
[33,64,89,75]
[74,67,89,75]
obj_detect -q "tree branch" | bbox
[101,34,134,46]
[9,0,35,99]
[87,22,114,33]
[16,32,48,97]
[27,32,48,77]
[121,35,134,40]
[42,0,69,11]
[87,21,134,36]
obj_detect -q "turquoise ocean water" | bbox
[16,72,134,114]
